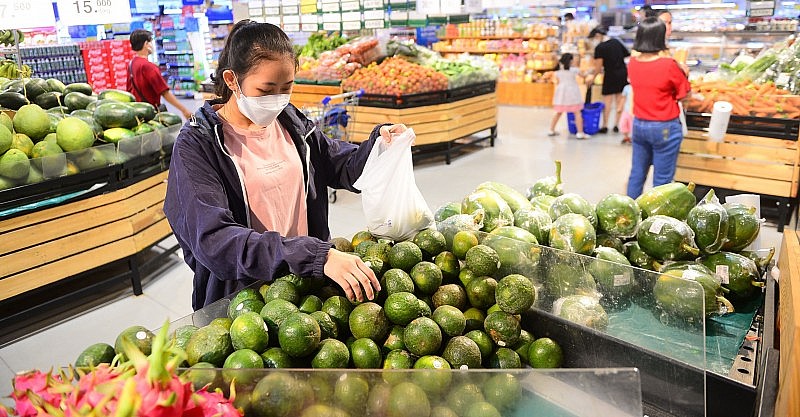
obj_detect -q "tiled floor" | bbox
[0,103,784,403]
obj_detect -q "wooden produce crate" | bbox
[674,129,800,230]
[349,93,498,146]
[0,171,172,301]
[290,83,343,109]
[777,230,800,417]
[496,81,554,106]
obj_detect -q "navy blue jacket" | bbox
[163,101,383,310]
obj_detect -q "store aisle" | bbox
[0,104,783,403]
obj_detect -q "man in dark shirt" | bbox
[127,29,192,119]
[590,26,630,134]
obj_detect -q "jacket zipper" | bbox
[301,125,315,196]
[213,123,252,229]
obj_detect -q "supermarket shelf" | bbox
[161,50,193,55]
[436,48,548,54]
[439,35,551,40]
[672,30,797,36]
[166,63,194,68]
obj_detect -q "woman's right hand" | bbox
[324,249,381,302]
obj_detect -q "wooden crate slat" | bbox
[353,98,496,125]
[133,218,172,252]
[0,235,137,301]
[0,171,168,234]
[777,231,800,416]
[685,130,799,150]
[677,154,796,182]
[0,183,167,256]
[680,138,798,164]
[414,115,497,145]
[675,167,794,198]
[0,202,165,279]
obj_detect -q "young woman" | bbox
[548,53,588,139]
[625,17,691,199]
[589,26,630,134]
[164,20,407,310]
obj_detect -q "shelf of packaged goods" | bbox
[435,48,547,54]
[161,50,193,55]
[439,35,553,40]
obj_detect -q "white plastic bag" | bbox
[353,128,434,241]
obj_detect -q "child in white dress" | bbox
[548,53,588,139]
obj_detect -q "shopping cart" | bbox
[302,89,363,203]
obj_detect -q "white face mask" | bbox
[234,76,291,127]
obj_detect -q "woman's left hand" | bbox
[379,124,408,144]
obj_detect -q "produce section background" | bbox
[0,103,784,406]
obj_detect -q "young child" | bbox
[548,53,588,139]
[619,83,633,144]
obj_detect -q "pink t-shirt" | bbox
[221,118,308,237]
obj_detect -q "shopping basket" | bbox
[567,102,605,135]
[301,89,363,203]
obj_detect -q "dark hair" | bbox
[559,53,574,70]
[213,20,297,102]
[633,17,667,53]
[563,13,574,21]
[130,29,152,52]
[641,5,658,18]
[588,26,607,39]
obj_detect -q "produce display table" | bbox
[777,230,800,416]
[290,83,342,109]
[675,115,800,231]
[349,92,498,164]
[496,81,554,106]
[0,128,180,344]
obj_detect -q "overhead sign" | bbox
[0,0,56,29]
[56,0,132,26]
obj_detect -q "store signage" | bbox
[342,20,360,30]
[56,0,131,25]
[0,0,56,29]
[416,0,438,14]
[747,0,774,16]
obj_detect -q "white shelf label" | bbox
[301,13,318,23]
[280,0,298,4]
[342,20,360,30]
[264,6,279,15]
[321,2,339,12]
[57,0,132,25]
[249,7,263,17]
[322,21,341,31]
[341,1,359,11]
[390,11,408,19]
[265,16,281,25]
[282,14,300,24]
[364,19,384,28]
[363,9,383,20]
[301,23,318,31]
[0,0,56,28]
[263,0,279,6]
[342,11,361,21]
[749,1,775,8]
[281,5,298,14]
[247,0,262,8]
[322,12,341,23]
[282,23,300,32]
[416,0,439,13]
[362,0,383,9]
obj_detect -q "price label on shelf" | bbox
[0,0,55,29]
[56,0,131,26]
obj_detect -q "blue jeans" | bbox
[626,117,683,199]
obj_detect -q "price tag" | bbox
[281,5,298,14]
[321,2,339,12]
[282,23,300,32]
[301,23,318,31]
[341,1,359,11]
[362,0,383,9]
[364,19,383,29]
[342,20,360,30]
[322,22,340,31]
[282,14,300,24]
[0,0,56,29]
[716,265,730,285]
[363,9,383,20]
[56,0,131,26]
[264,6,279,15]
[776,73,791,87]
[341,11,360,21]
[648,219,665,234]
[613,274,631,287]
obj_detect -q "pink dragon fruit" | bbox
[183,389,241,417]
[10,370,65,417]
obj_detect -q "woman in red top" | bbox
[625,17,691,199]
